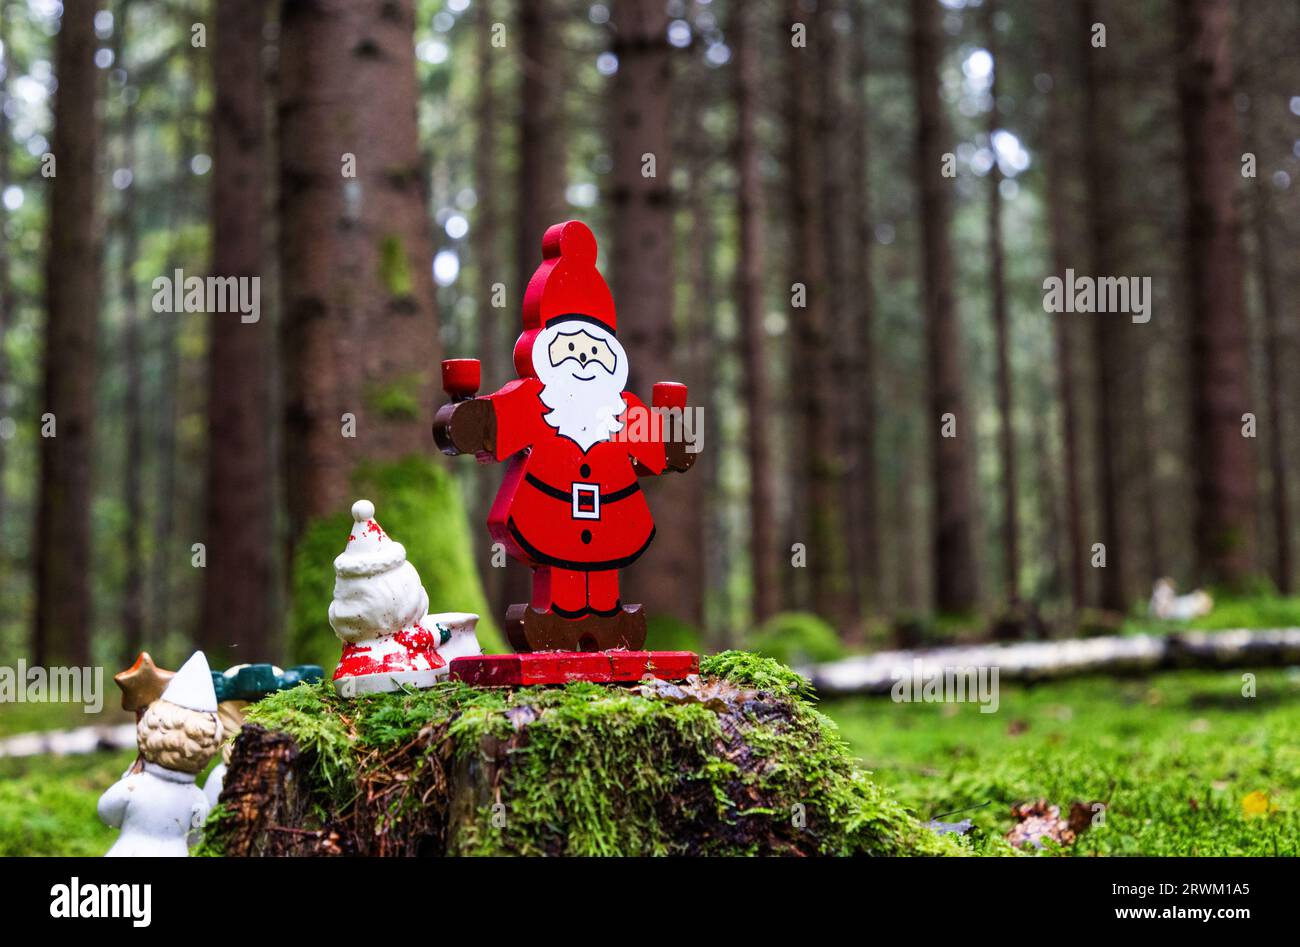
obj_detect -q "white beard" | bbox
[534,322,629,451]
[329,561,430,643]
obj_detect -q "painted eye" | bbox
[568,342,574,351]
[591,346,598,354]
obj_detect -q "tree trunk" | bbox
[984,0,1018,603]
[1080,0,1127,612]
[279,0,441,539]
[844,0,880,621]
[1039,0,1086,611]
[783,0,850,620]
[515,0,565,303]
[200,0,276,663]
[731,1,778,624]
[474,2,501,371]
[814,0,857,633]
[1175,0,1256,588]
[0,0,14,548]
[683,77,719,642]
[112,0,145,665]
[1247,109,1290,594]
[35,0,100,666]
[502,0,565,618]
[204,663,956,857]
[607,0,700,626]
[909,0,979,614]
[472,0,506,610]
[809,628,1300,696]
[149,40,199,648]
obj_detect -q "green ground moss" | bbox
[289,455,505,673]
[832,668,1300,856]
[221,651,963,856]
[0,749,136,856]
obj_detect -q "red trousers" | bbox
[530,567,621,618]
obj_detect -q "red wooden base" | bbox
[449,650,698,687]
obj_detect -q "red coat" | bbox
[482,378,666,571]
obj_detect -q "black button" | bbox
[581,529,592,544]
[580,464,591,478]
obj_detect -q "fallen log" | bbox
[0,723,136,758]
[805,629,1300,697]
[197,652,964,857]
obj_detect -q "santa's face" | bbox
[535,319,629,451]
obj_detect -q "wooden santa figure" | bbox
[435,220,695,652]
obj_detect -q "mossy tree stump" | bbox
[199,653,961,856]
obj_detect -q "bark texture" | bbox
[732,1,778,623]
[200,0,276,661]
[909,0,980,613]
[985,0,1018,602]
[784,0,851,619]
[607,0,701,625]
[1039,0,1086,609]
[844,0,880,620]
[278,0,440,539]
[1175,0,1257,588]
[1080,0,1127,611]
[35,0,100,666]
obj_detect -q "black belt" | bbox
[525,473,641,504]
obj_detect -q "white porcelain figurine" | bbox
[330,499,482,695]
[98,652,223,856]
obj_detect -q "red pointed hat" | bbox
[515,221,616,377]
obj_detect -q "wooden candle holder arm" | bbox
[433,398,497,457]
[664,440,697,473]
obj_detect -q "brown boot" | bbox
[505,604,584,652]
[504,604,648,652]
[615,605,647,650]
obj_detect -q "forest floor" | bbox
[829,668,1300,855]
[4,666,1296,856]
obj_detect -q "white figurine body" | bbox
[99,652,223,857]
[100,763,211,857]
[330,500,482,695]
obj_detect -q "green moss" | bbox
[289,455,505,673]
[365,374,423,421]
[190,803,233,857]
[749,611,845,666]
[700,649,815,700]
[0,750,137,856]
[828,669,1300,856]
[213,652,962,857]
[377,234,413,297]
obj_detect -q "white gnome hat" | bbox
[335,499,409,577]
[160,651,217,713]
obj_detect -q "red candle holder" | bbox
[442,358,481,401]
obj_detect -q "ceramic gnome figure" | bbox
[98,652,222,857]
[330,499,482,695]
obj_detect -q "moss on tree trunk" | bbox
[198,653,962,856]
[288,456,507,672]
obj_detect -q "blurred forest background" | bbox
[1,0,1298,673]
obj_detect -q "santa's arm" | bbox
[434,379,538,461]
[622,391,696,476]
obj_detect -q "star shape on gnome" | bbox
[114,652,175,712]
